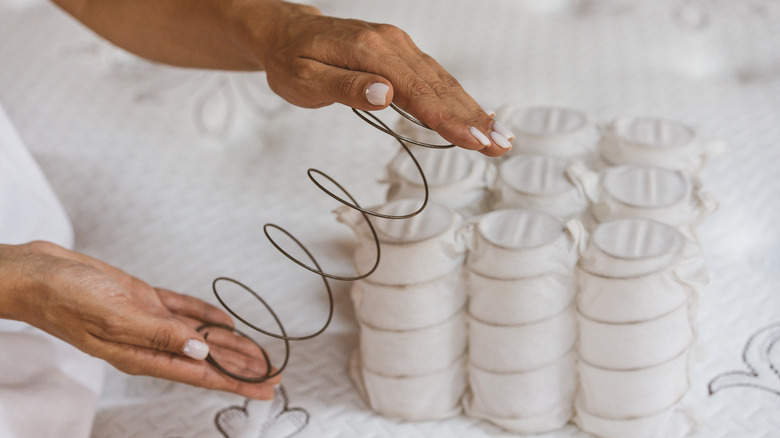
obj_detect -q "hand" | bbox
[229,1,515,155]
[0,241,279,400]
[51,0,515,154]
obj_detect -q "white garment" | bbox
[0,102,104,438]
[0,103,73,248]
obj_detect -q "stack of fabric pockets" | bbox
[574,219,709,438]
[338,199,468,420]
[461,209,583,433]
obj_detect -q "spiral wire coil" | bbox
[197,104,454,382]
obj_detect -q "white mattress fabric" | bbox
[1,0,779,437]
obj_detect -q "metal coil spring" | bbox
[197,104,454,382]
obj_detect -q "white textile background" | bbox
[1,0,779,437]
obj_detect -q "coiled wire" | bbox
[197,103,454,382]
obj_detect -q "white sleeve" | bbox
[0,101,74,249]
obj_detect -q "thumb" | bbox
[314,63,394,110]
[110,312,211,360]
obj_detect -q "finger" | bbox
[342,48,501,153]
[96,338,279,399]
[156,288,234,327]
[208,343,273,378]
[394,57,514,155]
[89,306,214,362]
[360,26,513,154]
[417,53,516,154]
[199,326,266,357]
[288,58,394,111]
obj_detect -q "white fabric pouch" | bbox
[337,199,466,285]
[599,116,726,173]
[491,153,590,220]
[385,145,495,218]
[467,269,575,325]
[577,258,709,324]
[349,351,466,421]
[577,164,718,239]
[497,105,600,159]
[351,269,466,331]
[359,310,466,377]
[578,303,693,370]
[468,307,576,373]
[574,398,686,438]
[463,208,584,280]
[464,351,576,434]
[578,349,691,419]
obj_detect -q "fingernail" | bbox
[366,82,390,106]
[183,339,209,360]
[490,130,513,149]
[469,126,491,146]
[492,121,515,140]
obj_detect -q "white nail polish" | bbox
[183,339,209,360]
[366,82,390,106]
[492,121,515,140]
[490,130,512,149]
[469,126,491,146]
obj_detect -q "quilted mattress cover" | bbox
[1,0,779,437]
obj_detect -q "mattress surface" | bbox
[1,1,779,437]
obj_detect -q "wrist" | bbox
[224,0,321,69]
[0,242,52,321]
[0,244,30,320]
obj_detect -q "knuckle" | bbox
[337,73,363,99]
[94,317,124,340]
[375,23,408,43]
[24,240,58,255]
[149,326,176,351]
[406,76,434,99]
[354,28,386,50]
[430,80,452,98]
[440,73,461,90]
[292,60,317,82]
[419,111,449,132]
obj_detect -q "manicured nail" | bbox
[469,126,491,146]
[366,82,390,106]
[183,339,209,360]
[492,121,515,141]
[490,130,513,149]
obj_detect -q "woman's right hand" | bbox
[228,0,515,155]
